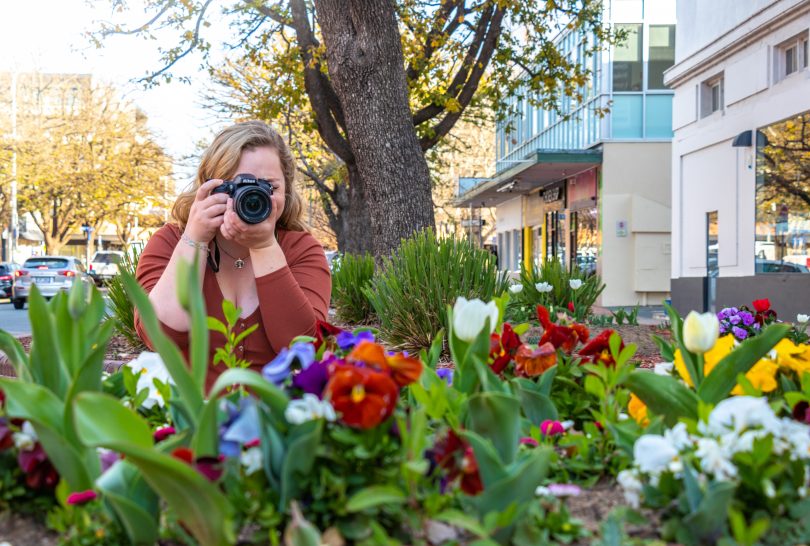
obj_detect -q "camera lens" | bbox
[235,188,271,224]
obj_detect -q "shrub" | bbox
[507,259,606,322]
[331,252,375,323]
[365,229,508,351]
[105,246,145,349]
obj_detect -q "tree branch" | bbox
[289,0,354,163]
[99,0,177,36]
[412,3,495,127]
[405,0,465,82]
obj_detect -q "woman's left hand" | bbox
[220,193,282,249]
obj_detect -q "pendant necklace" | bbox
[216,240,250,269]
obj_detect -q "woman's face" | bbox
[234,146,285,221]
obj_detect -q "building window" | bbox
[613,23,643,92]
[648,25,676,89]
[612,94,643,138]
[755,111,810,274]
[645,94,673,138]
[700,74,723,118]
[776,32,809,81]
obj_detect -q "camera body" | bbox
[211,173,274,224]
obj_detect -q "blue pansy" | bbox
[436,368,453,386]
[336,330,375,351]
[262,342,316,385]
[219,398,261,458]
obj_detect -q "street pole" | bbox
[10,71,18,263]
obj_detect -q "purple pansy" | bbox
[262,342,316,385]
[292,359,331,397]
[219,398,261,458]
[436,368,453,386]
[740,311,755,326]
[335,330,375,352]
[728,315,741,325]
[732,326,748,340]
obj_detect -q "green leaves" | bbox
[467,392,520,465]
[625,371,699,426]
[332,252,375,323]
[345,485,407,512]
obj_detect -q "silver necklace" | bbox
[217,241,249,269]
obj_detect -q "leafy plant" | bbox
[366,229,508,351]
[331,252,375,324]
[104,246,145,350]
[507,259,605,323]
[611,305,640,326]
[209,300,259,370]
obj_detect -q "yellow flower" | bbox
[674,335,736,387]
[674,335,778,395]
[773,339,810,376]
[730,358,779,394]
[628,393,649,426]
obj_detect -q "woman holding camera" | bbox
[135,121,331,387]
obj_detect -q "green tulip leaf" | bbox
[467,392,520,464]
[97,460,160,545]
[625,371,699,426]
[73,392,154,449]
[345,485,407,512]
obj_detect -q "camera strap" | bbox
[207,241,221,273]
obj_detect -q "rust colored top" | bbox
[134,223,331,388]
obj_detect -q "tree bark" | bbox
[314,0,435,257]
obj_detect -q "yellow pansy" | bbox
[674,334,778,394]
[773,339,810,376]
[628,393,649,426]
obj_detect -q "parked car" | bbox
[755,258,810,274]
[0,262,21,299]
[12,256,92,310]
[89,250,125,286]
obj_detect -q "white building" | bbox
[667,0,810,316]
[456,0,676,307]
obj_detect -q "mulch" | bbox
[0,512,58,545]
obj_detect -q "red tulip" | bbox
[752,299,771,313]
[325,365,399,429]
[568,301,575,312]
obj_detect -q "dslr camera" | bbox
[211,173,274,224]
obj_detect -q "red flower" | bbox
[514,343,557,377]
[752,299,771,313]
[244,438,261,448]
[153,426,176,443]
[348,341,423,387]
[489,323,522,374]
[171,448,223,481]
[66,490,98,505]
[325,365,399,428]
[579,329,624,366]
[540,420,564,436]
[537,305,589,353]
[519,437,539,447]
[433,430,483,496]
[314,320,344,350]
[568,301,575,313]
[0,419,13,451]
[18,444,59,489]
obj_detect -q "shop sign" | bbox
[542,186,562,203]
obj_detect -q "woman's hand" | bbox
[220,190,282,249]
[184,179,229,243]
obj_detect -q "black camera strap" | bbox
[207,240,221,273]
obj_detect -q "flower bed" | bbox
[0,264,809,545]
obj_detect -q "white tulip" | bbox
[569,279,583,290]
[798,314,809,324]
[126,352,174,409]
[452,297,499,342]
[633,435,679,475]
[682,311,720,354]
[535,282,553,293]
[509,284,523,294]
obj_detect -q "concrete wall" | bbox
[600,142,672,306]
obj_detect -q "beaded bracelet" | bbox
[180,233,210,253]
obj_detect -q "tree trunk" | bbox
[314,0,435,258]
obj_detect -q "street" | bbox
[0,300,31,335]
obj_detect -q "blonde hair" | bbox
[172,120,306,232]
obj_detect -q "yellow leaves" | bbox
[445,97,461,113]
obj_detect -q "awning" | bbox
[455,149,603,208]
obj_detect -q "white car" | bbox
[89,250,125,286]
[12,256,93,309]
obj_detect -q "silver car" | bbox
[12,256,92,310]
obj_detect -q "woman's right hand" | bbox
[183,179,230,243]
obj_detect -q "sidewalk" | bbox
[591,305,668,326]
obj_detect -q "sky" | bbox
[0,0,231,186]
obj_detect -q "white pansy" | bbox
[509,284,524,294]
[664,422,693,452]
[778,419,810,459]
[240,447,263,475]
[452,297,499,342]
[535,282,553,293]
[284,394,337,425]
[696,438,737,480]
[617,469,643,508]
[126,352,174,409]
[653,361,674,376]
[13,421,38,451]
[569,279,583,290]
[798,314,810,324]
[707,396,780,436]
[634,435,679,475]
[683,311,720,354]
